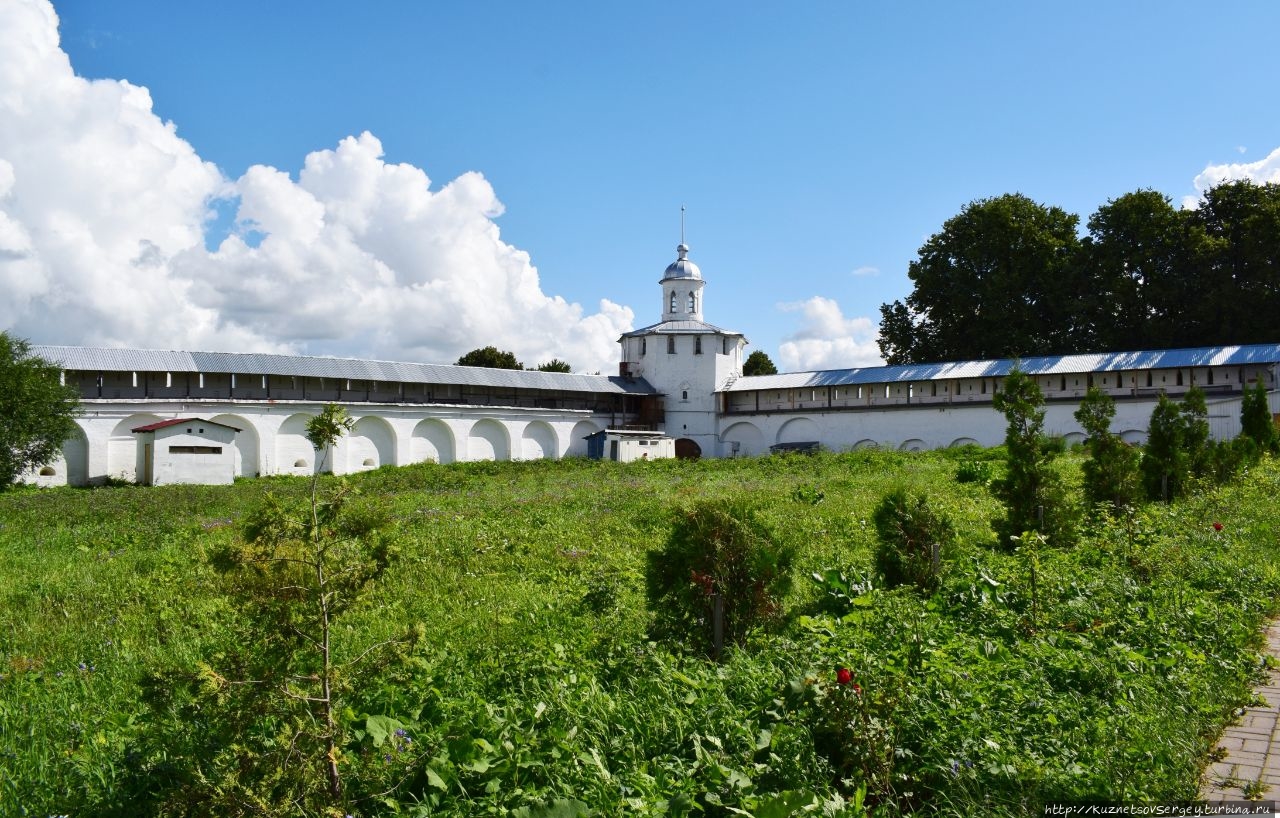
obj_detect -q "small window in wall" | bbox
[667,335,676,354]
[131,371,138,388]
[695,336,702,354]
[931,382,937,397]
[169,445,223,455]
[856,386,863,399]
[884,384,891,399]
[981,380,987,395]
[1060,377,1066,391]
[165,372,172,388]
[199,373,205,389]
[682,390,688,400]
[294,458,308,468]
[641,338,646,356]
[670,292,677,313]
[1207,369,1214,385]
[39,466,56,476]
[687,292,695,313]
[1176,370,1183,387]
[722,337,729,354]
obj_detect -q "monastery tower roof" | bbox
[660,243,701,281]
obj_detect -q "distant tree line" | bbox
[456,346,572,372]
[879,180,1280,365]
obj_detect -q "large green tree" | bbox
[0,333,81,488]
[456,346,523,370]
[879,181,1280,361]
[535,359,572,373]
[742,350,778,376]
[878,194,1084,364]
[1078,190,1208,351]
[1190,180,1280,346]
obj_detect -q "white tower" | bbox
[661,244,706,323]
[618,240,747,458]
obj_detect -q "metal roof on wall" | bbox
[32,346,657,396]
[725,343,1280,392]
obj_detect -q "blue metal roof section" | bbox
[725,343,1280,392]
[32,345,658,396]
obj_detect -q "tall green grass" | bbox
[1,451,1277,815]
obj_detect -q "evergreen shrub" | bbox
[872,488,954,592]
[646,498,795,658]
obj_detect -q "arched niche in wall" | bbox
[210,413,260,478]
[468,419,509,462]
[520,421,558,461]
[277,413,321,474]
[349,416,396,472]
[108,413,163,483]
[567,420,600,458]
[411,419,455,464]
[721,421,765,457]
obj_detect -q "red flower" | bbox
[1213,522,1224,532]
[836,667,853,686]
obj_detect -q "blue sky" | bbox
[4,1,1278,372]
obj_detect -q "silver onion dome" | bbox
[661,243,702,280]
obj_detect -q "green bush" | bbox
[1241,380,1277,454]
[992,369,1077,547]
[1075,387,1142,510]
[872,488,954,592]
[646,498,795,658]
[955,460,994,485]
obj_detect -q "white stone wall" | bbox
[717,392,1271,456]
[31,400,611,486]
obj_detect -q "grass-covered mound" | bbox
[1,450,1278,816]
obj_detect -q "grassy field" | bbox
[2,450,1279,816]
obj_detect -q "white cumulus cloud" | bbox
[776,296,883,371]
[0,0,632,372]
[1183,146,1280,209]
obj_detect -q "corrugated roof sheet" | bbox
[32,346,657,396]
[725,343,1280,392]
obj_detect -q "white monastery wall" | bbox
[716,393,1265,458]
[37,400,609,486]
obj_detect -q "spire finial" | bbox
[680,204,686,246]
